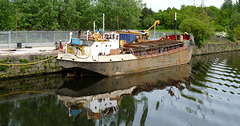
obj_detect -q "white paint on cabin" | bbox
[58,32,137,62]
[90,32,120,56]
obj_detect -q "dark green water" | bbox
[0,51,240,126]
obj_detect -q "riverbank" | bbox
[0,41,240,79]
[193,42,240,55]
[193,37,240,55]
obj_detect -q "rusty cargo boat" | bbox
[57,30,194,76]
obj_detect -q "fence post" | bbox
[8,31,11,48]
[40,31,42,46]
[54,31,56,43]
[25,31,28,46]
[66,31,68,42]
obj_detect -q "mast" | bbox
[93,21,95,33]
[103,13,105,34]
[174,12,177,40]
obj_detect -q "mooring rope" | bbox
[0,55,58,66]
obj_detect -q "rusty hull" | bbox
[57,46,193,76]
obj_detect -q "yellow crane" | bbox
[144,20,160,39]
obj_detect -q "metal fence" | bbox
[0,31,174,49]
[0,31,79,49]
[148,31,175,40]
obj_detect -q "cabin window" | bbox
[110,45,112,47]
[113,34,115,39]
[110,34,112,39]
[96,45,98,47]
[105,45,107,47]
[105,34,109,39]
[116,35,119,40]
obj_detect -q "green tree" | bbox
[229,12,240,29]
[205,6,220,21]
[75,0,96,30]
[141,7,154,19]
[96,0,143,30]
[237,0,240,13]
[179,18,207,46]
[233,25,240,40]
[14,0,59,30]
[15,0,39,30]
[162,7,178,29]
[37,0,59,30]
[0,0,15,30]
[215,9,231,29]
[140,7,154,28]
[60,0,81,30]
[179,6,214,40]
[229,12,240,41]
[142,15,155,29]
[221,0,233,11]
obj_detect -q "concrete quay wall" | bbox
[0,48,62,79]
[193,42,240,56]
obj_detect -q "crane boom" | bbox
[146,20,160,32]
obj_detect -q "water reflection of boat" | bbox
[57,64,191,97]
[56,64,192,123]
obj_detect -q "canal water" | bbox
[0,51,240,126]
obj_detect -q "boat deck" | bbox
[123,39,184,58]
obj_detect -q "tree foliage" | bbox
[0,0,15,30]
[237,0,240,13]
[221,0,233,11]
[229,12,240,29]
[0,0,143,31]
[179,18,207,46]
[1,0,240,43]
[234,24,240,40]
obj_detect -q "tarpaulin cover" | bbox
[120,34,138,43]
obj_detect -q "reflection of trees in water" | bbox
[117,95,136,126]
[73,110,95,126]
[0,73,64,97]
[225,51,240,73]
[0,101,13,126]
[137,96,148,126]
[0,95,73,126]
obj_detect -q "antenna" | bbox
[103,13,105,34]
[201,0,205,7]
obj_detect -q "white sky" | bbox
[142,0,237,12]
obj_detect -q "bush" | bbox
[214,25,226,32]
[227,30,236,42]
[234,24,240,40]
[229,13,240,30]
[179,18,207,46]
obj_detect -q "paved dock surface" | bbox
[0,46,59,56]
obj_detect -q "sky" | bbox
[142,0,237,12]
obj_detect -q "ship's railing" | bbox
[123,43,184,57]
